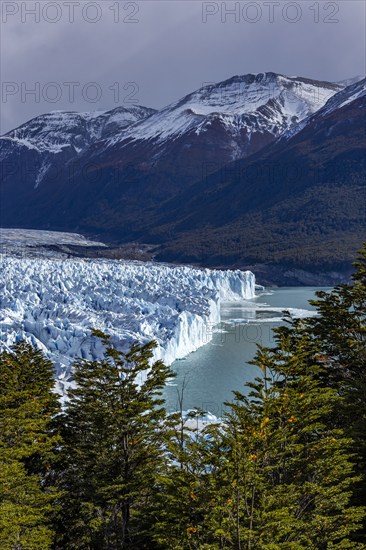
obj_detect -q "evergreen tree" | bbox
[306,243,366,541]
[55,332,173,550]
[194,329,365,549]
[251,331,364,548]
[149,243,366,548]
[152,409,213,549]
[2,246,364,549]
[0,341,60,549]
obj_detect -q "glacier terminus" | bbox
[0,238,256,394]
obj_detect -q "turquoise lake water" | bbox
[164,287,331,415]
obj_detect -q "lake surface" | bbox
[164,287,331,416]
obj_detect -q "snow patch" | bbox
[0,228,106,249]
[106,73,342,147]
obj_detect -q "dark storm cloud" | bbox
[1,0,365,133]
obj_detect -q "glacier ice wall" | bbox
[0,256,255,392]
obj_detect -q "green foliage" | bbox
[156,190,365,272]
[0,342,60,549]
[1,245,365,549]
[152,410,215,549]
[305,244,366,541]
[158,335,365,549]
[54,333,173,549]
[150,245,366,548]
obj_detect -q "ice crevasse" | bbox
[0,256,256,393]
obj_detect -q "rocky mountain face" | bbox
[150,78,366,272]
[1,73,341,230]
[1,73,365,280]
[0,105,156,221]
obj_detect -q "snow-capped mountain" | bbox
[0,72,344,235]
[284,77,366,139]
[0,243,255,393]
[107,73,341,151]
[1,72,341,187]
[149,79,366,274]
[86,73,342,181]
[2,105,156,153]
[0,72,358,255]
[0,104,155,192]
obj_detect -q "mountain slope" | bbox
[67,73,342,219]
[1,74,363,279]
[149,79,366,272]
[3,106,156,152]
[0,105,156,215]
[0,73,341,232]
[107,73,340,148]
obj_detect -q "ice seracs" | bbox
[0,254,255,394]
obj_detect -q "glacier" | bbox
[0,254,255,393]
[0,227,106,249]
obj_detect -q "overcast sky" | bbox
[1,0,365,133]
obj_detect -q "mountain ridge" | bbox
[147,78,366,272]
[1,73,365,280]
